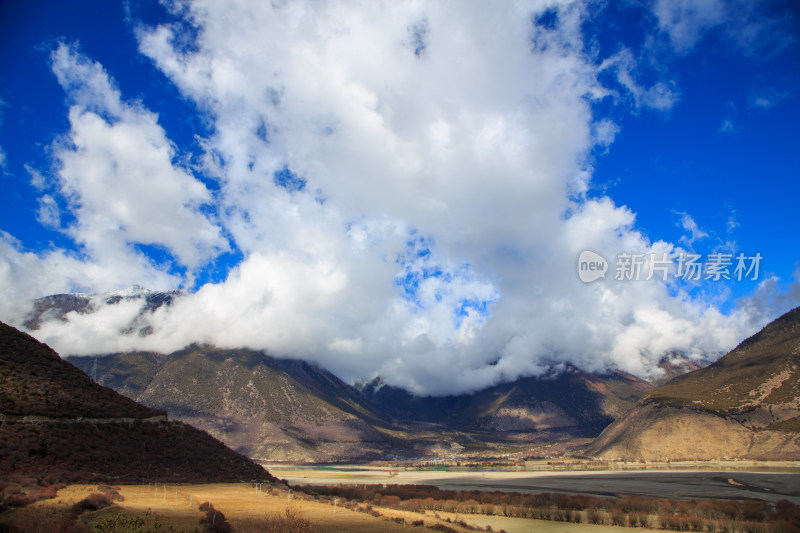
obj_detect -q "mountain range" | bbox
[20,286,661,462]
[18,287,799,464]
[586,306,800,461]
[64,345,657,462]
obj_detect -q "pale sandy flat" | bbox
[271,466,800,504]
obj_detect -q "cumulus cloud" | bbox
[49,43,228,271]
[2,2,793,394]
[0,43,227,313]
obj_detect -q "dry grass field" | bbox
[0,482,661,533]
[50,483,434,532]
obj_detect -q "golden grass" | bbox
[11,481,712,532]
[46,483,465,532]
[428,510,656,533]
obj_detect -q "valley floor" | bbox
[270,463,800,504]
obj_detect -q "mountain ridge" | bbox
[23,287,735,464]
[68,345,658,463]
[70,346,395,463]
[586,306,800,461]
[358,366,651,434]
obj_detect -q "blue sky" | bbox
[593,38,800,300]
[1,0,798,393]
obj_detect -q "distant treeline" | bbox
[297,483,800,533]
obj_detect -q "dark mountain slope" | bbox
[0,323,156,420]
[0,321,272,484]
[360,367,651,436]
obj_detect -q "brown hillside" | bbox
[647,306,800,424]
[0,322,159,419]
[0,321,273,485]
[587,306,800,461]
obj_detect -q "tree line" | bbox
[297,483,800,533]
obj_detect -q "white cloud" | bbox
[749,87,792,109]
[0,230,179,322]
[3,2,788,394]
[718,118,735,134]
[26,164,48,190]
[36,194,61,228]
[652,0,727,53]
[0,43,228,314]
[49,43,228,271]
[736,272,800,327]
[641,81,681,111]
[726,212,740,233]
[0,99,5,170]
[593,119,620,148]
[652,0,796,55]
[600,49,680,111]
[675,211,709,248]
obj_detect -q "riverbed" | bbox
[269,466,800,504]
